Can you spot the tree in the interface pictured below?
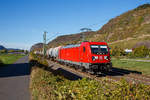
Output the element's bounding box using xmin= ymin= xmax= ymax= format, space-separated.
xmin=133 ymin=45 xmax=149 ymax=57
xmin=24 ymin=50 xmax=29 ymax=54
xmin=110 ymin=46 xmax=126 ymax=57
xmin=0 ymin=49 xmax=7 ymax=54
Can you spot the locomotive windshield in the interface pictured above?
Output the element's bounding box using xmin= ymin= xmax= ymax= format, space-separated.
xmin=90 ymin=45 xmax=108 ymax=54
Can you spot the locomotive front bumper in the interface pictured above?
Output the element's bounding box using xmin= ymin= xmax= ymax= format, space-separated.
xmin=89 ymin=62 xmax=112 ymax=72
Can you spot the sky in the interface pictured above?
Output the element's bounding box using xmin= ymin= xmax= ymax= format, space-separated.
xmin=0 ymin=0 xmax=149 ymax=50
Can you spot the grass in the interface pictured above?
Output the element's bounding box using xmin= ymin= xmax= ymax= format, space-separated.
xmin=112 ymin=57 xmax=150 ymax=75
xmin=112 ymin=56 xmax=150 ymax=60
xmin=0 ymin=53 xmax=25 ymax=66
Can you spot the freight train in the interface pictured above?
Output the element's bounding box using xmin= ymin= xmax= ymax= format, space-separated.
xmin=35 ymin=42 xmax=112 ymax=74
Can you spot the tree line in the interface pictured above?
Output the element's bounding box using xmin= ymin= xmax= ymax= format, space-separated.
xmin=110 ymin=45 xmax=150 ymax=58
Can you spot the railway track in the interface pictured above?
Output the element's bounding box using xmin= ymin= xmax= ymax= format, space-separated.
xmin=47 ymin=60 xmax=150 ymax=85
xmin=110 ymin=68 xmax=150 ymax=85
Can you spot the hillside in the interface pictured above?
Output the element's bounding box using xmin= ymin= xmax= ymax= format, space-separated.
xmin=0 ymin=45 xmax=24 ymax=51
xmin=0 ymin=45 xmax=6 ymax=50
xmin=48 ymin=31 xmax=95 ymax=47
xmin=47 ymin=4 xmax=150 ymax=49
xmin=92 ymin=4 xmax=150 ymax=49
xmin=30 ymin=43 xmax=44 ymax=51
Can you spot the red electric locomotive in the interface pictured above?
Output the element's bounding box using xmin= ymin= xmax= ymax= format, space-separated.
xmin=58 ymin=42 xmax=112 ymax=73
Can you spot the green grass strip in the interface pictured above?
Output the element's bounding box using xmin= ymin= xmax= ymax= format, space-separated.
xmin=112 ymin=58 xmax=150 ymax=75
xmin=0 ymin=54 xmax=25 ymax=66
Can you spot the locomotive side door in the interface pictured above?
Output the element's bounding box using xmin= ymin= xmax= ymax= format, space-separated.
xmin=79 ymin=45 xmax=88 ymax=62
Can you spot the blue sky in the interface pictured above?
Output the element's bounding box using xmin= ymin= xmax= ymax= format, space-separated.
xmin=0 ymin=0 xmax=149 ymax=50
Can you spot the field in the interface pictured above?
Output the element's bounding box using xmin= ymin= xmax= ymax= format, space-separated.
xmin=0 ymin=54 xmax=25 ymax=66
xmin=29 ymin=54 xmax=150 ymax=100
xmin=112 ymin=57 xmax=150 ymax=75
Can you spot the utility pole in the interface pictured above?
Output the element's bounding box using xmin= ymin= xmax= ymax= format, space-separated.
xmin=80 ymin=28 xmax=92 ymax=42
xmin=43 ymin=31 xmax=47 ymax=57
xmin=82 ymin=32 xmax=85 ymax=42
xmin=42 ymin=32 xmax=61 ymax=57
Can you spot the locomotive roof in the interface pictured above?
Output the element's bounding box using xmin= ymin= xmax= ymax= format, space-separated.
xmin=62 ymin=44 xmax=81 ymax=48
xmin=88 ymin=42 xmax=108 ymax=45
xmin=62 ymin=42 xmax=108 ymax=49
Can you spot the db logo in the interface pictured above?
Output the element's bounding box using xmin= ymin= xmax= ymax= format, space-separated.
xmin=99 ymin=56 xmax=103 ymax=60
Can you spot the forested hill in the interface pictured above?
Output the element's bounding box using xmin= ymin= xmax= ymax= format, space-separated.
xmin=46 ymin=4 xmax=150 ymax=49
xmin=0 ymin=45 xmax=6 ymax=50
xmin=30 ymin=43 xmax=43 ymax=51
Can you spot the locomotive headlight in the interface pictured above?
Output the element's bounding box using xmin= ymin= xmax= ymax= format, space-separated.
xmin=92 ymin=56 xmax=98 ymax=61
xmin=104 ymin=56 xmax=109 ymax=60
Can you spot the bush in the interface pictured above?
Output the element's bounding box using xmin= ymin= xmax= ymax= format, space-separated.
xmin=0 ymin=59 xmax=4 ymax=66
xmin=29 ymin=51 xmax=48 ymax=67
xmin=111 ymin=46 xmax=126 ymax=57
xmin=133 ymin=45 xmax=149 ymax=57
xmin=0 ymin=49 xmax=7 ymax=54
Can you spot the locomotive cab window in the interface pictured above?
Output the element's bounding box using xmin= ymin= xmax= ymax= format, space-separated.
xmin=91 ymin=45 xmax=108 ymax=54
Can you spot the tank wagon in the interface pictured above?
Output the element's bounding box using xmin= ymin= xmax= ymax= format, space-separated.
xmin=47 ymin=46 xmax=62 ymax=60
xmin=46 ymin=48 xmax=53 ymax=58
xmin=47 ymin=42 xmax=112 ymax=73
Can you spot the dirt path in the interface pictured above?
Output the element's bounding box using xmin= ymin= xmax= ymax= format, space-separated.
xmin=109 ymin=34 xmax=150 ymax=45
xmin=120 ymin=59 xmax=150 ymax=62
xmin=0 ymin=56 xmax=31 ymax=100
